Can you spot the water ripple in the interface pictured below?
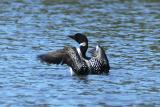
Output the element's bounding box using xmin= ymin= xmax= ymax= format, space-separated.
xmin=0 ymin=0 xmax=160 ymax=106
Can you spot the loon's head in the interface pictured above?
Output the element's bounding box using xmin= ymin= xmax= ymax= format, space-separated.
xmin=69 ymin=33 xmax=88 ymax=58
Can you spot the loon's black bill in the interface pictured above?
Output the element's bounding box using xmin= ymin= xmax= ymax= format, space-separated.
xmin=68 ymin=35 xmax=75 ymax=40
xmin=68 ymin=35 xmax=80 ymax=43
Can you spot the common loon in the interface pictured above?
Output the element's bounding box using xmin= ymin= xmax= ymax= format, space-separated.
xmin=38 ymin=33 xmax=110 ymax=75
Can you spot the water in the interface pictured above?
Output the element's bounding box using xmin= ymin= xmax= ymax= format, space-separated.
xmin=0 ymin=0 xmax=160 ymax=106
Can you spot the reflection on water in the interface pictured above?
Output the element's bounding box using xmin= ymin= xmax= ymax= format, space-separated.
xmin=0 ymin=0 xmax=160 ymax=106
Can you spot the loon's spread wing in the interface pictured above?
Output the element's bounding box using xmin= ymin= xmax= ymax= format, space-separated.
xmin=38 ymin=48 xmax=67 ymax=65
xmin=90 ymin=45 xmax=110 ymax=72
xmin=97 ymin=45 xmax=110 ymax=71
xmin=38 ymin=46 xmax=88 ymax=75
xmin=38 ymin=46 xmax=78 ymax=66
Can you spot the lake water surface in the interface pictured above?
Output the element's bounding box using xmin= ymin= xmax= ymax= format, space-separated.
xmin=0 ymin=0 xmax=160 ymax=106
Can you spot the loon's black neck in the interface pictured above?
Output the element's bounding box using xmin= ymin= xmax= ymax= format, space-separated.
xmin=79 ymin=45 xmax=88 ymax=59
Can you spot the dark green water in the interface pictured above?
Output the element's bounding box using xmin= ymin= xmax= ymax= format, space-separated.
xmin=0 ymin=0 xmax=160 ymax=106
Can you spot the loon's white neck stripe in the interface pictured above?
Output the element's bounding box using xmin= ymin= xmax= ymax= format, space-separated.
xmin=80 ymin=42 xmax=86 ymax=47
xmin=77 ymin=48 xmax=82 ymax=57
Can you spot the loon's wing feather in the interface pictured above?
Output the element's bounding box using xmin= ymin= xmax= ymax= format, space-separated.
xmin=37 ymin=46 xmax=82 ymax=68
xmin=96 ymin=45 xmax=110 ymax=71
xmin=90 ymin=45 xmax=110 ymax=71
xmin=100 ymin=47 xmax=110 ymax=71
xmin=38 ymin=49 xmax=67 ymax=65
